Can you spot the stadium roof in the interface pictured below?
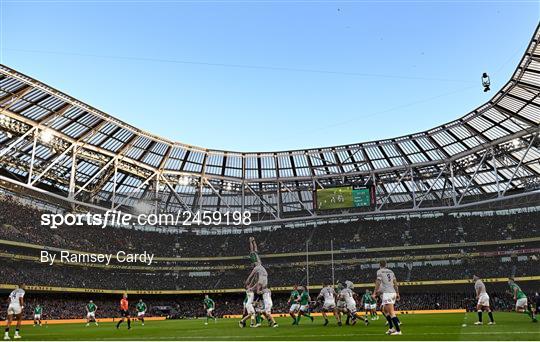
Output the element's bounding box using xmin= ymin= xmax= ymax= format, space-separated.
xmin=0 ymin=23 xmax=539 ymax=223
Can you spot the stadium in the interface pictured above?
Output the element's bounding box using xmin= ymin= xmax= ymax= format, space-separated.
xmin=0 ymin=4 xmax=539 ymax=342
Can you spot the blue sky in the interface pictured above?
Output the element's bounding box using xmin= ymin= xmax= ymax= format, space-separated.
xmin=1 ymin=0 xmax=539 ymax=152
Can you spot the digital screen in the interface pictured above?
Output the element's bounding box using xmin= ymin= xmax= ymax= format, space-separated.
xmin=315 ymin=185 xmax=372 ymax=210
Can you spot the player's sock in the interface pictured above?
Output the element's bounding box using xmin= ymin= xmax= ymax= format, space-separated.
xmin=127 ymin=319 xmax=131 ymax=329
xmin=526 ymin=304 xmax=535 ymax=319
xmin=391 ymin=317 xmax=401 ymax=332
xmin=477 ymin=311 xmax=483 ymax=322
xmin=488 ymin=311 xmax=494 ymax=323
xmin=116 ymin=320 xmax=122 ymax=328
xmin=14 ymin=330 xmax=19 ymax=337
xmin=385 ymin=315 xmax=394 ymax=329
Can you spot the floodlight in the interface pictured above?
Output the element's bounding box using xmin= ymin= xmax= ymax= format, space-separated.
xmin=40 ymin=129 xmax=54 ymax=143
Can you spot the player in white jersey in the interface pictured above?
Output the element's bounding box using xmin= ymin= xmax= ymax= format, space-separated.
xmin=261 ymin=288 xmax=278 ymax=327
xmin=340 ymin=281 xmax=369 ymax=326
xmin=4 ymin=284 xmax=25 ymax=340
xmin=240 ymin=237 xmax=269 ymax=328
xmin=244 ymin=237 xmax=268 ymax=293
xmin=317 ymin=283 xmax=342 ymax=326
xmin=473 ymin=275 xmax=495 ymax=325
xmin=335 ymin=283 xmax=347 ymax=319
xmin=373 ymin=261 xmax=401 ymax=335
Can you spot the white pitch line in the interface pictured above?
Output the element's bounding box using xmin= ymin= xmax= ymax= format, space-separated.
xmin=94 ymin=331 xmax=540 ymax=340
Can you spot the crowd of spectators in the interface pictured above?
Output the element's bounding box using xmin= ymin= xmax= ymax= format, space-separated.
xmin=0 ymin=195 xmax=538 ymax=295
xmin=0 ymin=195 xmax=538 ymax=258
xmin=0 ymin=255 xmax=537 ymax=291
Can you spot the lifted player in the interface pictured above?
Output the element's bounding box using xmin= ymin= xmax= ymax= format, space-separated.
xmin=33 ymin=304 xmax=42 ymax=327
xmin=287 ymin=285 xmax=301 ymax=325
xmin=203 ymin=295 xmax=217 ymax=325
xmin=318 ymin=283 xmax=341 ymax=326
xmin=244 ymin=237 xmax=268 ymax=294
xmin=86 ymin=300 xmax=98 ymax=326
xmin=136 ymin=299 xmax=147 ymax=326
xmin=472 ymin=275 xmax=495 ymax=325
xmin=373 ymin=261 xmax=401 ymax=335
xmin=116 ymin=293 xmax=131 ymax=330
xmin=240 ymin=237 xmax=267 ymax=328
xmin=508 ymin=278 xmax=537 ymax=323
xmin=4 ymin=284 xmax=25 ymax=340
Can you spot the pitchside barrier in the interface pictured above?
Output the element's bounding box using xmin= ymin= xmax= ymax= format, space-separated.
xmin=222 ymin=309 xmax=467 ymax=318
xmin=16 ymin=317 xmax=166 ymax=326
xmin=1 ymin=276 xmax=538 ymax=294
xmin=15 ymin=311 xmax=466 ymax=324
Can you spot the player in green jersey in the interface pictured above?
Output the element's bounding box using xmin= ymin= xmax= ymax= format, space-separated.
xmin=136 ymin=299 xmax=147 ymax=326
xmin=508 ymin=278 xmax=537 ymax=322
xmin=361 ymin=289 xmax=378 ymax=320
xmin=85 ymin=300 xmax=98 ymax=326
xmin=33 ymin=305 xmax=42 ymax=327
xmin=203 ymin=295 xmax=216 ymax=325
xmin=241 ymin=293 xmax=249 ymax=319
xmin=287 ymin=285 xmax=301 ymax=325
xmin=295 ymin=286 xmax=314 ymax=325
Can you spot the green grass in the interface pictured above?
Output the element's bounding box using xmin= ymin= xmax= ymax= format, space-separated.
xmin=12 ymin=313 xmax=539 ymax=340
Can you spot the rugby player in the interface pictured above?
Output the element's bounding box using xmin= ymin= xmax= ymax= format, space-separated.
xmin=136 ymin=299 xmax=147 ymax=326
xmin=472 ymin=275 xmax=495 ymax=325
xmin=335 ymin=282 xmax=348 ymax=324
xmin=33 ymin=304 xmax=42 ymax=327
xmin=253 ymin=298 xmax=264 ymax=327
xmin=508 ymin=278 xmax=537 ymax=323
xmin=341 ymin=281 xmax=369 ymax=326
xmin=203 ymin=295 xmax=217 ymax=325
xmin=244 ymin=237 xmax=268 ymax=294
xmin=535 ymin=292 xmax=540 ymax=317
xmin=4 ymin=284 xmax=25 ymax=340
xmin=373 ymin=261 xmax=401 ymax=335
xmin=317 ymin=283 xmax=341 ymax=326
xmin=295 ymin=286 xmax=314 ymax=324
xmin=86 ymin=300 xmax=98 ymax=326
xmin=240 ymin=237 xmax=268 ymax=328
xmin=287 ymin=285 xmax=301 ymax=325
xmin=116 ymin=293 xmax=131 ymax=330
xmin=362 ymin=289 xmax=378 ymax=320
xmin=261 ymin=288 xmax=279 ymax=328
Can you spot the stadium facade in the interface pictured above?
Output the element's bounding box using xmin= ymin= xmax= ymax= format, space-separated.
xmin=0 ymin=26 xmax=539 ymax=225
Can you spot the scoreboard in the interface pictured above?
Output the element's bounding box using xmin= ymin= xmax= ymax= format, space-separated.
xmin=315 ymin=185 xmax=373 ymax=210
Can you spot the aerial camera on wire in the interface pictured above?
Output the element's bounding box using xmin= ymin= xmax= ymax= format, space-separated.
xmin=482 ymin=72 xmax=491 ymax=92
